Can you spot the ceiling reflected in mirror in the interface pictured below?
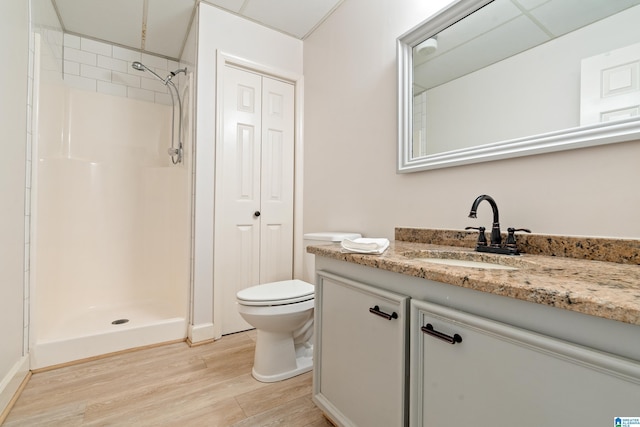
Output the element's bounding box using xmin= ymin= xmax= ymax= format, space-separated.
xmin=397 ymin=0 xmax=640 ymax=172
xmin=412 ymin=0 xmax=640 ymax=93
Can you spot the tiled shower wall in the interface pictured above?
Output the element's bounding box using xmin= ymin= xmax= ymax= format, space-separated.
xmin=63 ymin=34 xmax=183 ymax=106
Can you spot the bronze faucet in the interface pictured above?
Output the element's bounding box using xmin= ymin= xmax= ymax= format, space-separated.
xmin=467 ymin=194 xmax=530 ymax=255
xmin=468 ymin=194 xmax=502 ymax=247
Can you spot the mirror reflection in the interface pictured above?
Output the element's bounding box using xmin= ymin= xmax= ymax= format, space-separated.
xmin=399 ymin=0 xmax=640 ymax=172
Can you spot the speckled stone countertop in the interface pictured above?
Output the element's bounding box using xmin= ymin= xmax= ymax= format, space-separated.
xmin=307 ymin=228 xmax=640 ymax=326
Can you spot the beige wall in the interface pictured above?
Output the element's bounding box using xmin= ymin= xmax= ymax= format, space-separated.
xmin=303 ymin=0 xmax=640 ymax=239
xmin=0 ymin=0 xmax=29 ymax=413
xmin=190 ymin=3 xmax=303 ymax=340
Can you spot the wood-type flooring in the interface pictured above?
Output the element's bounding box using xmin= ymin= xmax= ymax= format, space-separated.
xmin=3 ymin=330 xmax=333 ymax=426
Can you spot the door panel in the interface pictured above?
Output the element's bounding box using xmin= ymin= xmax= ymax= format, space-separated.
xmin=216 ymin=66 xmax=295 ymax=335
xmin=581 ymin=41 xmax=640 ymax=125
xmin=217 ymin=66 xmax=262 ymax=335
xmin=260 ymin=77 xmax=294 ymax=284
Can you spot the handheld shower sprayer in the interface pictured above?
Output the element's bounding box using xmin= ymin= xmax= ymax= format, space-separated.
xmin=131 ymin=61 xmax=187 ymax=164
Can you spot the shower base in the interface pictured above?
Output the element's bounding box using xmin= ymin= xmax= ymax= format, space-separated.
xmin=31 ymin=302 xmax=187 ymax=370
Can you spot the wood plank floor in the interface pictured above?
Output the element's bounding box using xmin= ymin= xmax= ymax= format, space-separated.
xmin=3 ymin=330 xmax=333 ymax=426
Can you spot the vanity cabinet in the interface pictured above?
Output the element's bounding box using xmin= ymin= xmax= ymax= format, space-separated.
xmin=313 ymin=271 xmax=408 ymax=427
xmin=411 ymin=299 xmax=640 ymax=427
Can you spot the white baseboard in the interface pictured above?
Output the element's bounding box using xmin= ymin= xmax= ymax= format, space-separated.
xmin=0 ymin=355 xmax=30 ymax=417
xmin=188 ymin=322 xmax=215 ymax=344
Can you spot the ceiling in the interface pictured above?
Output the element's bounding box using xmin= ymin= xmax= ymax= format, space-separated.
xmin=412 ymin=0 xmax=640 ymax=92
xmin=52 ymin=0 xmax=345 ymax=60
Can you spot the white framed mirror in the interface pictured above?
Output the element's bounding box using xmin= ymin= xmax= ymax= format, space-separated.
xmin=397 ymin=0 xmax=640 ymax=173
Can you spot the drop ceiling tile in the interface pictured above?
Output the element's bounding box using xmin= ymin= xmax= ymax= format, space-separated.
xmin=529 ymin=0 xmax=640 ymax=37
xmin=513 ymin=0 xmax=550 ymax=10
xmin=54 ymin=0 xmax=144 ymax=50
xmin=416 ymin=14 xmax=549 ymax=90
xmin=201 ymin=0 xmax=246 ymax=14
xmin=434 ymin=0 xmax=522 ymax=57
xmin=242 ymin=0 xmax=342 ymax=38
xmin=145 ymin=0 xmax=196 ymax=59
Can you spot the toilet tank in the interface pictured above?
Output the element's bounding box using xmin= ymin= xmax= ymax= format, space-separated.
xmin=303 ymin=232 xmax=362 ymax=283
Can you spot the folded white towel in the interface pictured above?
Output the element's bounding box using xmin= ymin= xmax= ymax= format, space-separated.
xmin=341 ymin=238 xmax=390 ymax=254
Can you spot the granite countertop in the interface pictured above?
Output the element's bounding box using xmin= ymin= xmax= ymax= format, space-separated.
xmin=307 ymin=228 xmax=640 ymax=326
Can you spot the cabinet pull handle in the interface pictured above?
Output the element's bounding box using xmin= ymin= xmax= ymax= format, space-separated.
xmin=369 ymin=305 xmax=398 ymax=320
xmin=421 ymin=323 xmax=462 ymax=344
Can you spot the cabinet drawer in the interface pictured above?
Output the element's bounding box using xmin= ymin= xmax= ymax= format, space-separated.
xmin=314 ymin=271 xmax=408 ymax=427
xmin=410 ymin=299 xmax=640 ymax=427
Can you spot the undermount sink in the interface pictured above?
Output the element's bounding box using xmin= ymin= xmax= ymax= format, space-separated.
xmin=401 ymin=249 xmax=533 ymax=270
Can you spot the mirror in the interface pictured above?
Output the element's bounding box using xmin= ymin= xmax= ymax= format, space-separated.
xmin=397 ymin=0 xmax=640 ymax=172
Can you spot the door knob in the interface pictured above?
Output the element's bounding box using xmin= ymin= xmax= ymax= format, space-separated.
xmin=254 ymin=211 xmax=261 ymax=217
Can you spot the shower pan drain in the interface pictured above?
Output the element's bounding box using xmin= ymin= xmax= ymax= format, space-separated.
xmin=111 ymin=319 xmax=130 ymax=325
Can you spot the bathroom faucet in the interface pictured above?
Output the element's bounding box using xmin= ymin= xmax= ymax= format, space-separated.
xmin=468 ymin=194 xmax=501 ymax=247
xmin=467 ymin=194 xmax=531 ymax=255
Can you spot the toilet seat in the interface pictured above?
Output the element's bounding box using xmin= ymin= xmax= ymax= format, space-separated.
xmin=237 ymin=279 xmax=314 ymax=306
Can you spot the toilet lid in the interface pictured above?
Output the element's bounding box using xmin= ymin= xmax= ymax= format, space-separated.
xmin=237 ymin=280 xmax=314 ymax=306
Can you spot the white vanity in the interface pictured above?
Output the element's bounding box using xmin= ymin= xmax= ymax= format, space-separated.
xmin=310 ymin=233 xmax=640 ymax=427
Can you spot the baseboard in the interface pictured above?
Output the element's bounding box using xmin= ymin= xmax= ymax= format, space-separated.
xmin=188 ymin=322 xmax=215 ymax=344
xmin=0 ymin=355 xmax=30 ymax=424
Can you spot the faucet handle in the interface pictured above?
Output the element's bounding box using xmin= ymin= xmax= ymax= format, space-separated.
xmin=506 ymin=228 xmax=531 ymax=248
xmin=465 ymin=226 xmax=487 ymax=247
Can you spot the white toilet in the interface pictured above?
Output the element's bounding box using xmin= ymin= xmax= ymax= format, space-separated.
xmin=237 ymin=232 xmax=361 ymax=383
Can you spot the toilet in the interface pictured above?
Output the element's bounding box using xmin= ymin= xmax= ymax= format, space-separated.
xmin=237 ymin=232 xmax=361 ymax=382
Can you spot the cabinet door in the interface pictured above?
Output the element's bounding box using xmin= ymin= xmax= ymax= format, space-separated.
xmin=314 ymin=272 xmax=408 ymax=427
xmin=411 ymin=299 xmax=640 ymax=427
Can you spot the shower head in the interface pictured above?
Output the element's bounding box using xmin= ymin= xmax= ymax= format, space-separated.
xmin=131 ymin=61 xmax=146 ymax=71
xmin=131 ymin=61 xmax=166 ymax=84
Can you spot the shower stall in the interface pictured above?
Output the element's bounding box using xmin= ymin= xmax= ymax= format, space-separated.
xmin=30 ymin=54 xmax=194 ymax=369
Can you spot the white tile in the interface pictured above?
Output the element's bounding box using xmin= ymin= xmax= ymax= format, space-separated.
xmin=26 ymin=105 xmax=32 ymax=138
xmin=97 ymin=55 xmax=128 ymax=73
xmin=80 ymin=64 xmax=112 ymax=82
xmin=27 ymin=75 xmax=33 ymax=106
xmin=81 ymin=37 xmax=112 ymax=56
xmin=168 ymin=59 xmax=181 ymax=71
xmin=24 ymin=209 xmax=30 ymax=242
xmin=64 ymin=47 xmax=97 ymax=66
xmin=64 ymin=74 xmax=97 ymax=91
xmin=113 ymin=45 xmax=141 ymax=62
xmin=97 ymin=81 xmax=127 ymax=97
xmin=26 ymin=133 xmax=32 ymax=163
xmin=52 ymin=30 xmax=64 ymax=50
xmin=112 ymin=71 xmax=141 ymax=87
xmin=141 ymin=76 xmax=167 ymax=92
xmin=23 ymin=242 xmax=30 ymax=272
xmin=141 ymin=53 xmax=168 ymax=70
xmin=64 ymin=33 xmax=81 ymax=49
xmin=127 ymin=87 xmax=156 ymax=103
xmin=23 ymin=270 xmax=30 ymax=299
xmin=25 ymin=158 xmax=31 ymax=190
xmin=28 ymin=49 xmax=34 ymax=78
xmin=64 ymin=60 xmax=80 ymax=76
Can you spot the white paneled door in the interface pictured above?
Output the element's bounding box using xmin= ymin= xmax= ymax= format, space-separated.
xmin=216 ymin=65 xmax=295 ymax=335
xmin=580 ymin=41 xmax=640 ymax=125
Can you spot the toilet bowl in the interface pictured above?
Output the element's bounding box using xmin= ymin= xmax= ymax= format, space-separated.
xmin=237 ymin=232 xmax=361 ymax=382
xmin=237 ymin=279 xmax=315 ymax=382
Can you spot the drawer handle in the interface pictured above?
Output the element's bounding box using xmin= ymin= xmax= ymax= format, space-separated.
xmin=421 ymin=323 xmax=462 ymax=344
xmin=369 ymin=305 xmax=398 ymax=320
